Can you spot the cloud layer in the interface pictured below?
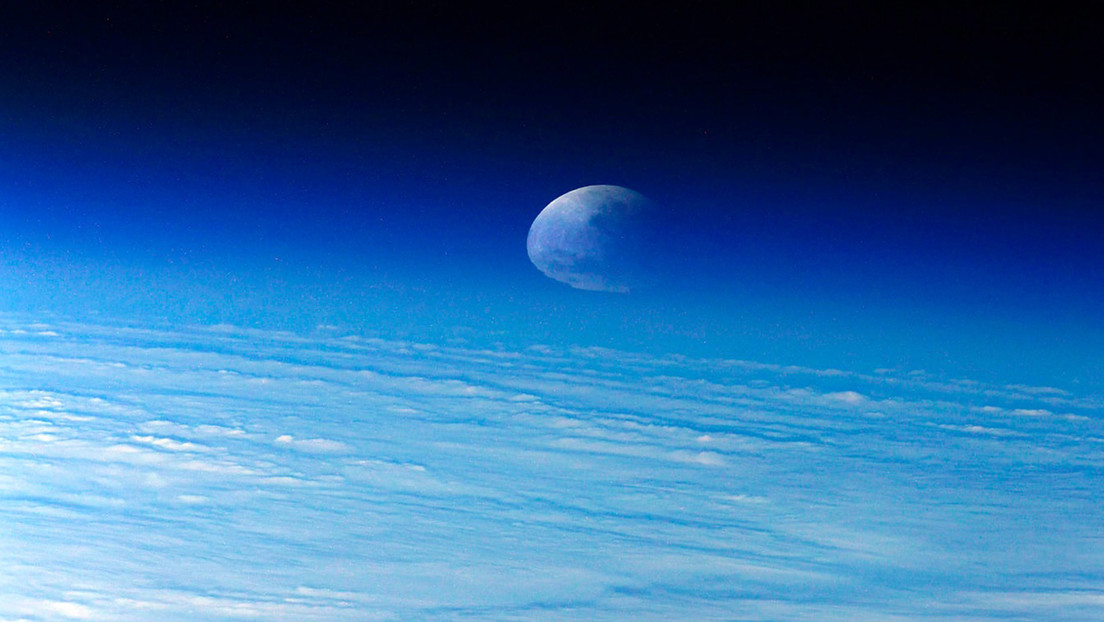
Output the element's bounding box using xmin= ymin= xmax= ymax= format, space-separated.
xmin=0 ymin=315 xmax=1101 ymax=620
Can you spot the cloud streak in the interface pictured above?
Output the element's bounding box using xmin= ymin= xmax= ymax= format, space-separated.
xmin=0 ymin=313 xmax=1100 ymax=620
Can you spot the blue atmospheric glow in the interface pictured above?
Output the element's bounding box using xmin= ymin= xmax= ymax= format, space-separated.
xmin=2 ymin=4 xmax=1103 ymax=619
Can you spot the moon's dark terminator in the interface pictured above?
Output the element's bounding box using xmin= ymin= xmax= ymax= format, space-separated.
xmin=527 ymin=185 xmax=661 ymax=293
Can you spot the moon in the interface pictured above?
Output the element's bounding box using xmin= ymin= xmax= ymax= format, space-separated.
xmin=527 ymin=185 xmax=660 ymax=293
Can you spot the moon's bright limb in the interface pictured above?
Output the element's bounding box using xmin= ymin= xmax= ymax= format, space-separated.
xmin=527 ymin=185 xmax=658 ymax=293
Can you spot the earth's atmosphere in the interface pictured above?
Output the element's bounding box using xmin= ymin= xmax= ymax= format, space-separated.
xmin=3 ymin=4 xmax=1104 ymax=620
xmin=1 ymin=313 xmax=1101 ymax=620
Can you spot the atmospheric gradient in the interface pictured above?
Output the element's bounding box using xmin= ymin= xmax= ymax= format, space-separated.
xmin=1 ymin=3 xmax=1103 ymax=621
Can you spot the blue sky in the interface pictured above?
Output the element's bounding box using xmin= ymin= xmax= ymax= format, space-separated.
xmin=2 ymin=7 xmax=1103 ymax=617
xmin=1 ymin=3 xmax=1102 ymax=389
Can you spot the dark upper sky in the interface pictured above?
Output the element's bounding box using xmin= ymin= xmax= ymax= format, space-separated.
xmin=1 ymin=2 xmax=1102 ymax=385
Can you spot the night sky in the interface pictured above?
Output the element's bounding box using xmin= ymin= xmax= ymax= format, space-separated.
xmin=2 ymin=2 xmax=1102 ymax=388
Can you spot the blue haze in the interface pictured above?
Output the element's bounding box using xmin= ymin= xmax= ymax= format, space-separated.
xmin=1 ymin=4 xmax=1103 ymax=619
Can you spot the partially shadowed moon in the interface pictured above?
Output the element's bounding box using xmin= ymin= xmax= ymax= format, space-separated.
xmin=527 ymin=185 xmax=659 ymax=293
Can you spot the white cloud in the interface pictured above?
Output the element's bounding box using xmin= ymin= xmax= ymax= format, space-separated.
xmin=130 ymin=435 xmax=205 ymax=452
xmin=0 ymin=312 xmax=1101 ymax=621
xmin=12 ymin=599 xmax=95 ymax=620
xmin=824 ymin=390 xmax=868 ymax=406
xmin=274 ymin=435 xmax=349 ymax=453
